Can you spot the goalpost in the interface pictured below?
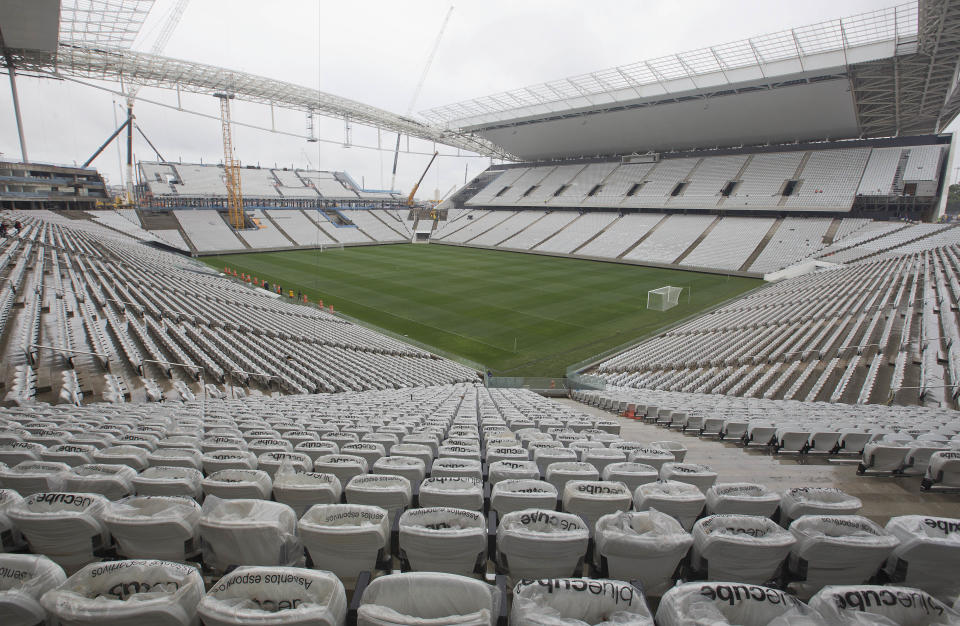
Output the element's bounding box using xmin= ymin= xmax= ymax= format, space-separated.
xmin=647 ymin=285 xmax=683 ymax=311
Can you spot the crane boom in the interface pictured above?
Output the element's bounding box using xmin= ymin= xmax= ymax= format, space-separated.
xmin=408 ymin=151 xmax=438 ymax=207
xmin=391 ymin=5 xmax=453 ymax=192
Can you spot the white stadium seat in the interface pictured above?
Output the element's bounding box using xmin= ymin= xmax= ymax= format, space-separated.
xmin=496 ymin=509 xmax=589 ymax=578
xmin=594 ymin=510 xmax=692 ymax=595
xmin=356 ymin=572 xmax=499 ymax=626
xmin=199 ymin=498 xmax=302 ymax=572
xmin=101 ymin=495 xmax=201 ymax=561
xmin=657 ymin=582 xmax=825 ymax=625
xmin=633 ymin=480 xmax=705 ymax=531
xmin=298 ymin=504 xmax=390 ymax=580
xmin=0 ymin=554 xmax=66 ymax=626
xmin=705 ymin=483 xmax=781 ymax=517
xmin=398 ymin=507 xmax=486 ymax=575
xmin=691 ymin=514 xmax=796 ymax=584
xmin=511 ymin=578 xmax=653 ymax=626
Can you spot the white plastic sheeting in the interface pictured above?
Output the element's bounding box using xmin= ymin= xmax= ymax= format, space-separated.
xmin=627 ymin=448 xmax=674 ymax=472
xmin=545 ymin=462 xmax=599 ymax=494
xmin=660 ymin=463 xmax=718 ymax=493
xmin=314 ymin=455 xmax=370 ymax=486
xmin=0 ymin=461 xmax=70 ymax=495
xmin=345 ymin=474 xmax=412 ymax=525
xmin=372 ymin=456 xmax=427 ymax=484
xmin=0 ymin=554 xmax=66 ymax=626
xmin=594 ymin=510 xmax=692 ymax=596
xmin=40 ymin=559 xmax=204 ymax=626
xmin=601 ymin=463 xmax=659 ymax=493
xmin=657 ymin=582 xmax=826 ymax=625
xmin=562 ymin=480 xmax=632 ymax=534
xmin=788 ymin=515 xmax=899 ymax=597
xmin=202 ymin=469 xmax=273 ymax=500
xmin=257 ymin=452 xmax=312 ymax=478
xmin=706 ymin=483 xmax=781 ymax=517
xmin=199 ymin=566 xmax=347 ymax=626
xmin=399 ymin=507 xmax=486 ymax=575
xmin=199 ymin=497 xmax=302 ymax=572
xmin=64 ymin=464 xmax=136 ymax=501
xmin=201 ymin=450 xmax=257 ymax=474
xmin=490 ymin=480 xmax=558 ymax=517
xmin=809 ymin=585 xmax=960 ymax=625
xmin=488 ymin=460 xmax=539 ymax=485
xmin=147 ymin=448 xmax=203 ymax=471
xmin=418 ymin=477 xmax=484 ymax=511
xmin=780 ymin=488 xmax=862 ymax=525
xmin=633 ymin=481 xmax=705 ymax=531
xmin=357 ymin=572 xmax=499 ymax=626
xmin=272 ymin=469 xmax=342 ymax=517
xmin=132 ymin=466 xmax=203 ymax=499
xmin=6 ymin=492 xmax=110 ymax=573
xmin=883 ymin=515 xmax=960 ymax=601
xmin=692 ymin=514 xmax=796 ymax=584
xmin=92 ymin=446 xmax=149 ymax=471
xmin=298 ymin=504 xmax=389 ymax=580
xmin=102 ymin=496 xmax=201 ymax=561
xmin=496 ymin=509 xmax=588 ymax=578
xmin=511 ymin=578 xmax=653 ymax=626
xmin=0 ymin=489 xmax=25 ymax=551
xmin=926 ymin=451 xmax=960 ymax=487
xmin=430 ymin=458 xmax=483 ymax=480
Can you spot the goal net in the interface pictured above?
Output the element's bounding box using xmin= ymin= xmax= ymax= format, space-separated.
xmin=647 ymin=286 xmax=682 ymax=311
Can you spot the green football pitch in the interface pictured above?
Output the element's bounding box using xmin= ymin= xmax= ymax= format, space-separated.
xmin=202 ymin=245 xmax=761 ymax=377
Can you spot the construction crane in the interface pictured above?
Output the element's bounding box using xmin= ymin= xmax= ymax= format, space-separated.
xmin=216 ymin=93 xmax=245 ymax=230
xmin=408 ymin=151 xmax=438 ymax=207
xmin=122 ymin=0 xmax=190 ymax=203
xmin=390 ymin=5 xmax=453 ymax=193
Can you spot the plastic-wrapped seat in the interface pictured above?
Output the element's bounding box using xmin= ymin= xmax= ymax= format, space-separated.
xmin=579 ymin=448 xmax=627 ymax=475
xmin=601 ymin=462 xmax=659 ymax=493
xmin=399 ymin=507 xmax=486 ymax=575
xmin=63 ymin=464 xmax=136 ymax=501
xmin=272 ymin=470 xmax=342 ymax=517
xmin=859 ymin=441 xmax=910 ymax=474
xmin=202 ymin=449 xmax=257 ymax=474
xmin=544 ymin=461 xmax=599 ymax=494
xmin=345 ymin=474 xmax=412 ymax=525
xmin=372 ymin=456 xmax=426 ymax=484
xmin=487 ymin=460 xmax=539 ymax=485
xmin=429 ymin=458 xmax=482 ymax=480
xmin=903 ymin=444 xmax=950 ymax=475
xmin=496 ymin=509 xmax=589 ymax=578
xmin=202 ymin=469 xmax=273 ymax=500
xmin=490 ymin=479 xmax=557 ymax=517
xmin=40 ymin=559 xmax=203 ymax=626
xmin=257 ymin=451 xmax=312 ymax=478
xmin=788 ymin=515 xmax=900 ymax=598
xmin=131 ymin=466 xmax=203 ymax=499
xmin=419 ymin=477 xmax=483 ymax=511
xmin=356 ymin=571 xmax=499 ymax=626
xmin=627 ymin=447 xmax=674 ymax=472
xmin=313 ymin=454 xmax=369 ymax=486
xmin=633 ymin=480 xmax=705 ymax=531
xmin=809 ymin=585 xmax=960 ymax=625
xmin=562 ymin=480 xmax=632 ymax=534
xmin=199 ymin=566 xmax=346 ymax=626
xmin=705 ymin=483 xmax=781 ymax=517
xmin=691 ymin=514 xmax=796 ymax=584
xmin=294 ymin=440 xmax=340 ymax=463
xmin=532 ymin=448 xmax=578 ymax=476
xmin=91 ymin=445 xmax=149 ymax=471
xmin=594 ymin=510 xmax=692 ymax=596
xmin=0 ymin=442 xmax=45 ymax=466
xmin=299 ymin=504 xmax=389 ymax=580
xmin=485 ymin=445 xmax=528 ymax=465
xmin=146 ymin=448 xmax=203 ymax=471
xmin=0 ymin=489 xmax=25 ymax=551
xmin=511 ymin=577 xmax=653 ymax=626
xmin=923 ymin=451 xmax=960 ymax=490
xmin=779 ymin=487 xmax=862 ymax=526
xmin=388 ymin=443 xmax=433 ymax=468
xmin=342 ymin=442 xmax=387 ymax=467
xmin=656 ymin=581 xmax=826 ymax=626
xmin=6 ymin=492 xmax=110 ymax=573
xmin=101 ymin=495 xmax=201 ymax=561
xmin=200 ymin=497 xmax=302 ymax=573
xmin=660 ymin=462 xmax=718 ymax=493
xmin=0 ymin=461 xmax=69 ymax=495
xmin=41 ymin=444 xmax=96 ymax=467
xmin=0 ymin=553 xmax=66 ymax=626
xmin=651 ymin=441 xmax=687 ymax=462
xmin=883 ymin=515 xmax=960 ymax=601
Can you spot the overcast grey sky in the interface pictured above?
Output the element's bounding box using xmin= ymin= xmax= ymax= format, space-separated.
xmin=1 ymin=0 xmax=946 ymax=198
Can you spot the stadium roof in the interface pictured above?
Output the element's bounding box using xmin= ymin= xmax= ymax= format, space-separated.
xmin=422 ymin=1 xmax=960 ymax=161
xmin=0 ymin=0 xmax=512 ymax=160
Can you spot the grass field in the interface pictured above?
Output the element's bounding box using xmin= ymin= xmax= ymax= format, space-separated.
xmin=203 ymin=244 xmax=761 ymax=377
